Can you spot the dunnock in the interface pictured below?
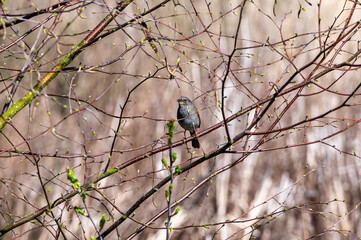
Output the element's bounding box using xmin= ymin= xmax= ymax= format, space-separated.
xmin=177 ymin=97 xmax=201 ymax=148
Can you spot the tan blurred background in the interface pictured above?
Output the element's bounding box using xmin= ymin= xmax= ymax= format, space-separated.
xmin=1 ymin=0 xmax=361 ymax=239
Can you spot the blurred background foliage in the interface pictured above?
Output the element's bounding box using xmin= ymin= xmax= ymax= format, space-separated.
xmin=1 ymin=0 xmax=361 ymax=239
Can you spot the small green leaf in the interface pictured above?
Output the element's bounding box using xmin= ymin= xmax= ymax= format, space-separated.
xmin=74 ymin=207 xmax=85 ymax=215
xmin=165 ymin=190 xmax=169 ymax=202
xmin=166 ymin=119 xmax=175 ymax=143
xmin=161 ymin=158 xmax=168 ymax=168
xmin=99 ymin=214 xmax=106 ymax=231
xmin=174 ymin=207 xmax=180 ymax=215
xmin=174 ymin=166 xmax=182 ymax=175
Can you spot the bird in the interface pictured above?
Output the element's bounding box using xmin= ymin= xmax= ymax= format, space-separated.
xmin=177 ymin=96 xmax=201 ymax=148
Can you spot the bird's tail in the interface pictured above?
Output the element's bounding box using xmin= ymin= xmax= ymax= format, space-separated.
xmin=192 ymin=138 xmax=200 ymax=148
